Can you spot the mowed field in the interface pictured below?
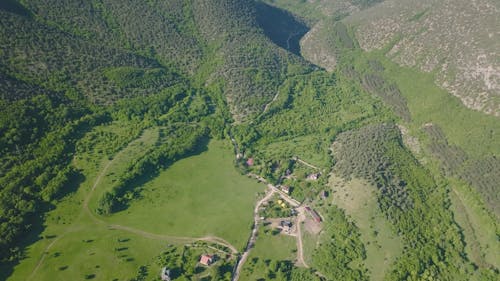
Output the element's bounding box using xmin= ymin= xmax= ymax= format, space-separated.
xmin=7 ymin=125 xmax=264 ymax=280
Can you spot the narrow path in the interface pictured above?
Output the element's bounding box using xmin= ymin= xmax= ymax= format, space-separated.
xmin=29 ymin=131 xmax=239 ymax=279
xmin=263 ymin=90 xmax=280 ymax=113
xmin=293 ymin=156 xmax=321 ymax=171
xmin=295 ymin=209 xmax=309 ymax=268
xmin=232 ymin=187 xmax=275 ymax=281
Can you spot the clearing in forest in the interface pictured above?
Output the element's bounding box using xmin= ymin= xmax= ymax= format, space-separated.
xmin=329 ymin=175 xmax=403 ymax=281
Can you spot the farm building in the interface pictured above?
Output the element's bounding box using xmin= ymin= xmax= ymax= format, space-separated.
xmin=280 ymin=220 xmax=293 ymax=232
xmin=307 ymin=173 xmax=321 ymax=180
xmin=280 ymin=185 xmax=290 ymax=194
xmin=160 ymin=267 xmax=171 ymax=281
xmin=305 ymin=206 xmax=322 ymax=223
xmin=320 ymin=190 xmax=328 ymax=199
xmin=200 ymin=254 xmax=214 ymax=266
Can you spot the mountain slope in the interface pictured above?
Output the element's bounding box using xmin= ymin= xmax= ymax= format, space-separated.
xmin=345 ymin=0 xmax=500 ymax=116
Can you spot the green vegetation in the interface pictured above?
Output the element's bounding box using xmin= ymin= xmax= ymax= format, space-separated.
xmin=1 ymin=0 xmax=498 ymax=280
xmin=311 ymin=205 xmax=368 ymax=280
xmin=105 ymin=140 xmax=263 ymax=250
xmin=329 ymin=177 xmax=403 ymax=281
xmin=241 ymin=224 xmax=318 ymax=281
xmin=155 ymin=243 xmax=234 ymax=280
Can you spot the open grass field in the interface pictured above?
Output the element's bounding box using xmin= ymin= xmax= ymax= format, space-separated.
xmin=328 ymin=175 xmax=403 ymax=281
xmin=239 ymin=226 xmax=297 ymax=280
xmin=7 ymin=125 xmax=264 ymax=280
xmin=105 ymin=140 xmax=264 ymax=251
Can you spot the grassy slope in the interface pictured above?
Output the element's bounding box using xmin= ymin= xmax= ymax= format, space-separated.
xmin=8 ymin=128 xmax=165 ymax=280
xmin=364 ymin=51 xmax=500 ymax=158
xmin=7 ymin=127 xmax=264 ymax=280
xmin=329 ymin=176 xmax=403 ymax=281
xmin=348 ymin=50 xmax=500 ymax=271
xmin=105 ymin=140 xmax=264 ymax=250
xmin=448 ymin=178 xmax=499 ymax=269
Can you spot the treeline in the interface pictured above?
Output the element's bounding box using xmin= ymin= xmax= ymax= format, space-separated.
xmin=0 ymin=94 xmax=104 ymax=262
xmin=332 ymin=123 xmax=497 ymax=280
xmin=17 ymin=0 xmax=314 ymax=120
xmin=0 ymin=8 xmax=179 ymax=104
xmin=333 ymin=123 xmax=413 ymax=211
xmin=423 ymin=124 xmax=500 ymax=217
xmin=97 ymin=125 xmax=209 ymax=215
xmin=312 ymin=206 xmax=368 ymax=280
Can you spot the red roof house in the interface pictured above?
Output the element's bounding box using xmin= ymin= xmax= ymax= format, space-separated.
xmin=246 ymin=158 xmax=254 ymax=166
xmin=199 ymin=254 xmax=214 ymax=266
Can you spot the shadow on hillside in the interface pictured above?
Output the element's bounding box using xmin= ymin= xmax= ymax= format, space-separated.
xmin=255 ymin=2 xmax=309 ymax=56
xmin=0 ymin=170 xmax=86 ymax=281
xmin=0 ymin=0 xmax=32 ymax=17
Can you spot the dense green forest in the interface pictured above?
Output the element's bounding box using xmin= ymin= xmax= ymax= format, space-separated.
xmin=0 ymin=0 xmax=498 ymax=280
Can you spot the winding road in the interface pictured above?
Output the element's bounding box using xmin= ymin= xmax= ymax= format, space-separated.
xmin=232 ymin=186 xmax=275 ymax=281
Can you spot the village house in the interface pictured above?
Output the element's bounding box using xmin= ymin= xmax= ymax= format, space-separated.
xmin=280 ymin=220 xmax=293 ymax=232
xmin=160 ymin=267 xmax=171 ymax=281
xmin=307 ymin=173 xmax=321 ymax=180
xmin=199 ymin=254 xmax=214 ymax=266
xmin=246 ymin=157 xmax=254 ymax=166
xmin=280 ymin=185 xmax=290 ymax=194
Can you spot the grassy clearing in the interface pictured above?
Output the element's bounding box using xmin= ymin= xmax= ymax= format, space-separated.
xmin=8 ymin=127 xmax=165 ymax=281
xmin=240 ymin=226 xmax=297 ymax=280
xmin=87 ymin=126 xmax=159 ymax=211
xmin=8 ymin=126 xmax=264 ymax=280
xmin=449 ymin=179 xmax=500 ymax=269
xmin=104 ymin=140 xmax=264 ymax=251
xmin=329 ymin=175 xmax=403 ymax=281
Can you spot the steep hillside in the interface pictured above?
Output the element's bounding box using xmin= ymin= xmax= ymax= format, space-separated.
xmin=18 ymin=0 xmax=313 ymax=121
xmin=345 ymin=0 xmax=500 ymax=116
xmin=0 ymin=9 xmax=179 ymax=104
xmin=192 ymin=0 xmax=313 ymax=120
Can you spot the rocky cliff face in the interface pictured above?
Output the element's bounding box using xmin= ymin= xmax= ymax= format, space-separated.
xmin=346 ymin=0 xmax=500 ymax=116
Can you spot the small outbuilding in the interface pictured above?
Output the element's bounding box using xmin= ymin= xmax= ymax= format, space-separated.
xmin=320 ymin=190 xmax=328 ymax=199
xmin=200 ymin=254 xmax=214 ymax=266
xmin=160 ymin=267 xmax=171 ymax=281
xmin=307 ymin=173 xmax=321 ymax=180
xmin=281 ymin=185 xmax=290 ymax=194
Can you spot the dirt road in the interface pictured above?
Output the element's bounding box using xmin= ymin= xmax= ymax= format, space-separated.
xmin=232 ymin=187 xmax=275 ymax=281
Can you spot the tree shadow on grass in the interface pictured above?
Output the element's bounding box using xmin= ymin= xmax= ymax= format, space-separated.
xmin=0 ymin=170 xmax=86 ymax=281
xmin=111 ymin=136 xmax=210 ymax=214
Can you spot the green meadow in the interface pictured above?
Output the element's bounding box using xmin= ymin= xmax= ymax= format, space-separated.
xmin=7 ymin=125 xmax=264 ymax=280
xmin=105 ymin=140 xmax=264 ymax=251
xmin=329 ymin=176 xmax=403 ymax=281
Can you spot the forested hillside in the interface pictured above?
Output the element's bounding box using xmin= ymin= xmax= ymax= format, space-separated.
xmin=1 ymin=0 xmax=498 ymax=280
